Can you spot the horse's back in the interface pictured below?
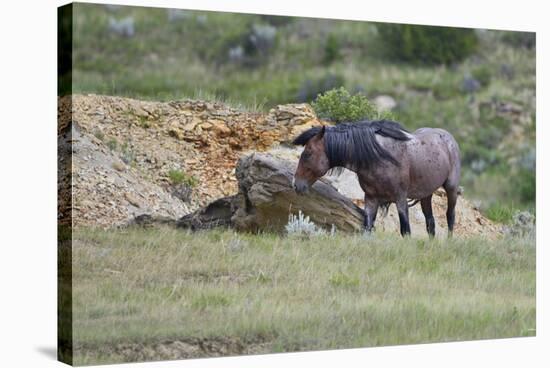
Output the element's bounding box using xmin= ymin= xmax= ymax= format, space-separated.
xmin=412 ymin=127 xmax=460 ymax=160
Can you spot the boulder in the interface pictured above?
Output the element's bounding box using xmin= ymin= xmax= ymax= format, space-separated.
xmin=177 ymin=152 xmax=365 ymax=233
xmin=324 ymin=168 xmax=364 ymax=200
xmin=373 ymin=95 xmax=397 ymax=111
xmin=177 ymin=196 xmax=238 ymax=230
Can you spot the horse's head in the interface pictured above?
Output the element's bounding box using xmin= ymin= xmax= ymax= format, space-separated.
xmin=292 ymin=126 xmax=330 ymax=194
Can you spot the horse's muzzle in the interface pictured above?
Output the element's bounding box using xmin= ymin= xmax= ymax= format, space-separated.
xmin=293 ymin=177 xmax=310 ymax=195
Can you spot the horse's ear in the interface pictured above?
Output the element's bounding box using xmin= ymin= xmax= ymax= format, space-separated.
xmin=315 ymin=125 xmax=326 ymax=139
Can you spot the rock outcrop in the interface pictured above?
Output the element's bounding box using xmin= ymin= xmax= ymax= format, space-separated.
xmin=230 ymin=153 xmax=364 ymax=232
xmin=71 ymin=123 xmax=191 ymax=227
xmin=65 ymin=94 xmax=325 ymax=227
xmin=175 ymin=152 xmax=366 ymax=233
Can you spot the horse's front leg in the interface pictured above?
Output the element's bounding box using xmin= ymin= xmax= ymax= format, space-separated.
xmin=364 ymin=197 xmax=379 ymax=232
xmin=396 ymin=198 xmax=411 ymax=237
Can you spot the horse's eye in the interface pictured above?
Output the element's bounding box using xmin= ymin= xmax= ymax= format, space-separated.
xmin=303 ymin=151 xmax=311 ymax=159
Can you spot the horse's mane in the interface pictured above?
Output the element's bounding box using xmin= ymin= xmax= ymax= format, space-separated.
xmin=292 ymin=120 xmax=411 ymax=170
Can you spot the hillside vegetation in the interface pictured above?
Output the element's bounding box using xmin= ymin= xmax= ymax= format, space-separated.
xmin=71 ymin=227 xmax=535 ymax=365
xmin=67 ymin=3 xmax=535 ymax=222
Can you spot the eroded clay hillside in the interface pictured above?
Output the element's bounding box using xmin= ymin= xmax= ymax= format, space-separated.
xmin=59 ymin=94 xmax=322 ymax=227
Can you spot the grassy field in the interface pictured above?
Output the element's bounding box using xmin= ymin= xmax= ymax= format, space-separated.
xmin=71 ymin=227 xmax=535 ymax=365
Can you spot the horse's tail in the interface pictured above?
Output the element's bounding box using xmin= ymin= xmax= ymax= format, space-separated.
xmin=408 ymin=199 xmax=420 ymax=207
xmin=380 ymin=200 xmax=418 ymax=217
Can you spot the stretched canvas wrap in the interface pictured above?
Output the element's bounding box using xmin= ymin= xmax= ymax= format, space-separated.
xmin=58 ymin=2 xmax=536 ymax=366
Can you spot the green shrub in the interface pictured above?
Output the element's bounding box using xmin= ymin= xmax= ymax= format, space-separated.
xmin=259 ymin=14 xmax=294 ymax=27
xmin=120 ymin=141 xmax=136 ymax=165
xmin=106 ymin=138 xmax=118 ymax=151
xmin=312 ymin=87 xmax=395 ymax=123
xmin=485 ymin=203 xmax=516 ymax=223
xmin=460 ymin=115 xmax=508 ymax=169
xmin=514 ymin=168 xmax=536 ymax=203
xmin=501 ymin=31 xmax=535 ymax=49
xmin=137 ymin=116 xmax=151 ymax=129
xmin=323 ymin=33 xmax=342 ymax=65
xmin=472 ymin=65 xmax=492 ymax=88
xmin=376 ymin=23 xmax=478 ymax=65
xmin=432 ymin=74 xmax=461 ymax=100
xmin=168 ymin=169 xmax=198 ymax=187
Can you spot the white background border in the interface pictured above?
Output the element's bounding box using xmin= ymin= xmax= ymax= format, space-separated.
xmin=0 ymin=0 xmax=546 ymax=367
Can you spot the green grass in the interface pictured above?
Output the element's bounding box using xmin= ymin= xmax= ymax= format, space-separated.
xmin=485 ymin=203 xmax=518 ymax=223
xmin=71 ymin=227 xmax=535 ymax=365
xmin=167 ymin=169 xmax=197 ymax=187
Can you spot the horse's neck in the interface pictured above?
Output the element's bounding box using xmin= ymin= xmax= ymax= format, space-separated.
xmin=330 ymin=162 xmax=362 ymax=174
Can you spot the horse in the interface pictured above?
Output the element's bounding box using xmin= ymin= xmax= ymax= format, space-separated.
xmin=292 ymin=120 xmax=461 ymax=237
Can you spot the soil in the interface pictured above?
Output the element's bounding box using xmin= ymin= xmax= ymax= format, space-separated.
xmin=74 ymin=336 xmax=274 ymax=363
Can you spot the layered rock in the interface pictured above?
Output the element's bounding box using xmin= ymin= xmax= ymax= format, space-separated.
xmin=175 ymin=152 xmax=365 ymax=233
xmin=230 ymin=153 xmax=364 ymax=232
xmin=67 ymin=95 xmax=324 ymax=227
xmin=71 ymin=123 xmax=191 ymax=227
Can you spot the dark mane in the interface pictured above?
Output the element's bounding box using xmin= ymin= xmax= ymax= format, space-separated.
xmin=292 ymin=126 xmax=324 ymax=146
xmin=292 ymin=120 xmax=411 ymax=169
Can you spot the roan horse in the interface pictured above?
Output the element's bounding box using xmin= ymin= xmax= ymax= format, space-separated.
xmin=292 ymin=120 xmax=461 ymax=237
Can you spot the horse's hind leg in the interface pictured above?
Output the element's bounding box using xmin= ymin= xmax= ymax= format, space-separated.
xmin=420 ymin=195 xmax=435 ymax=238
xmin=444 ymin=184 xmax=458 ymax=237
xmin=396 ymin=198 xmax=411 ymax=237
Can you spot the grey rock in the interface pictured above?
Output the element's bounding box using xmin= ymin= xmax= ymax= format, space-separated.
xmin=177 ymin=196 xmax=238 ymax=230
xmin=177 ymin=153 xmax=364 ymax=233
xmin=373 ymin=95 xmax=397 ymax=111
xmin=172 ymin=183 xmax=193 ymax=203
xmin=462 ymin=76 xmax=481 ymax=93
xmin=108 ymin=17 xmax=135 ymax=38
xmin=324 ymin=169 xmax=363 ymax=200
xmin=228 ymin=46 xmax=245 ymax=63
xmin=167 ymin=9 xmax=190 ymax=22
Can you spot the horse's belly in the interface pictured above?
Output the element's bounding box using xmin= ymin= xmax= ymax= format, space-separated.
xmin=408 ymin=182 xmax=444 ymax=199
xmin=408 ymin=159 xmax=450 ymax=199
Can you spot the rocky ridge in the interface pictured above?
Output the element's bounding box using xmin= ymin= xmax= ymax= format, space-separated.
xmin=60 ymin=94 xmax=324 ymax=227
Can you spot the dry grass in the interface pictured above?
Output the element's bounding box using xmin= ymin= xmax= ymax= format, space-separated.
xmin=71 ymin=226 xmax=535 ymax=365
